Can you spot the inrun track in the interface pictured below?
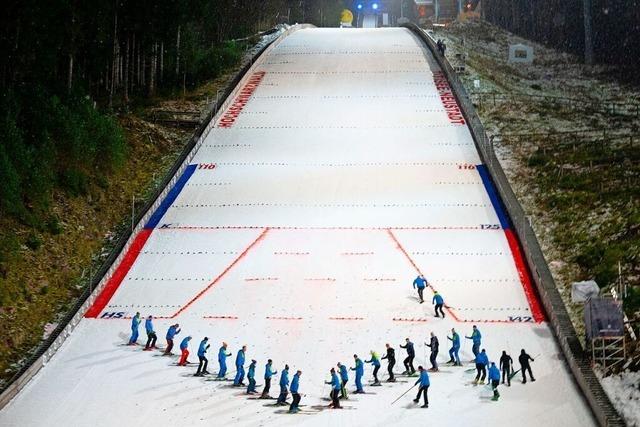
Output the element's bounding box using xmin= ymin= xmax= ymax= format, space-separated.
xmin=0 ymin=27 xmax=596 ymax=427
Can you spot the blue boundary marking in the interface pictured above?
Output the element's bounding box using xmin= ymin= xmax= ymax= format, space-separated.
xmin=476 ymin=164 xmax=511 ymax=230
xmin=145 ymin=164 xmax=198 ymax=229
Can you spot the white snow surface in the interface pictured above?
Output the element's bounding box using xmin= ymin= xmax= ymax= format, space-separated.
xmin=0 ymin=28 xmax=596 ymax=427
xmin=600 ymin=371 xmax=640 ymax=426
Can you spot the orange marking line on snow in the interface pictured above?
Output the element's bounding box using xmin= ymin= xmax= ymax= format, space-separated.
xmin=329 ymin=316 xmax=365 ymax=321
xmin=385 ymin=228 xmax=462 ymax=322
xmin=273 ymin=251 xmax=310 ymax=256
xmin=170 ymin=228 xmax=270 ymax=318
xmin=341 ymin=252 xmax=374 ymax=255
xmin=266 ymin=316 xmax=303 ymax=320
xmin=244 ymin=277 xmax=279 ymax=282
xmin=393 ymin=317 xmax=428 ymax=322
xmin=203 ymin=315 xmax=238 ymax=320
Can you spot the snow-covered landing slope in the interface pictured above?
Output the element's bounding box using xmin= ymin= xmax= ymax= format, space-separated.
xmin=0 ymin=28 xmax=596 ymax=427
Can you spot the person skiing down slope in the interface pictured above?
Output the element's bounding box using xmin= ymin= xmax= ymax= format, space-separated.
xmin=289 ymin=370 xmax=302 ymax=413
xmin=233 ymin=345 xmax=247 ymax=385
xmin=195 ymin=337 xmax=210 ymax=376
xmin=465 ymin=325 xmax=482 ymax=359
xmin=413 ymin=275 xmax=428 ymax=303
xmin=351 ymin=355 xmax=365 ymax=393
xmin=261 ymin=359 xmax=277 ymax=398
xmin=381 ymin=343 xmax=396 ymax=382
xmin=425 ymin=332 xmax=439 ymax=371
xmin=489 ymin=362 xmax=501 ymax=401
xmin=474 ymin=349 xmax=489 ymax=385
xmin=247 ymin=359 xmax=258 ymax=394
xmin=400 ymin=338 xmax=416 ymax=375
xmin=447 ymin=328 xmax=461 ymax=366
xmin=163 ymin=323 xmax=180 ymax=355
xmin=432 ymin=291 xmax=445 ymax=318
xmin=519 ymin=349 xmax=536 ymax=383
xmin=276 ymin=364 xmax=290 ymax=405
xmin=217 ymin=342 xmax=232 ymax=378
xmin=178 ymin=336 xmax=191 ymax=366
xmin=143 ymin=315 xmax=157 ymax=350
xmin=337 ymin=362 xmax=349 ymax=399
xmin=500 ymin=350 xmax=513 ymax=386
xmin=325 ymin=368 xmax=342 ymax=409
xmin=365 ymin=351 xmax=381 ymax=385
xmin=128 ymin=312 xmax=141 ymax=345
xmin=412 ymin=366 xmax=430 ymax=408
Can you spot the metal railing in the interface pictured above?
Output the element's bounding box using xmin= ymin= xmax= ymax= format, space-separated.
xmin=0 ymin=24 xmax=308 ymax=410
xmin=402 ymin=22 xmax=625 ymax=427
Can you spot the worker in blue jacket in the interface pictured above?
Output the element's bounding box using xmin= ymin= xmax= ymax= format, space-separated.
xmin=474 ymin=349 xmax=489 ymax=385
xmin=233 ymin=345 xmax=247 ymax=385
xmin=163 ymin=323 xmax=181 ymax=355
xmin=246 ymin=359 xmax=258 ymax=394
xmin=325 ymin=368 xmax=342 ymax=409
xmin=337 ymin=362 xmax=349 ymax=399
xmin=465 ymin=325 xmax=482 ymax=358
xmin=195 ymin=337 xmax=210 ymax=376
xmin=276 ymin=364 xmax=290 ymax=405
xmin=432 ymin=291 xmax=445 ymax=318
xmin=413 ymin=366 xmax=430 ymax=408
xmin=447 ymin=328 xmax=461 ymax=366
xmin=365 ymin=350 xmax=381 ymax=385
xmin=261 ymin=359 xmax=277 ymax=398
xmin=143 ymin=315 xmax=157 ymax=350
xmin=217 ymin=342 xmax=232 ymax=378
xmin=288 ymin=370 xmax=302 ymax=413
xmin=128 ymin=312 xmax=141 ymax=345
xmin=413 ymin=275 xmax=428 ymax=303
xmin=178 ymin=336 xmax=191 ymax=366
xmin=351 ymin=354 xmax=365 ymax=393
xmin=488 ymin=362 xmax=501 ymax=401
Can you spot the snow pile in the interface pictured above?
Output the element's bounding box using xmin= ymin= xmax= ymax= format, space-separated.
xmin=599 ymin=371 xmax=640 ymax=426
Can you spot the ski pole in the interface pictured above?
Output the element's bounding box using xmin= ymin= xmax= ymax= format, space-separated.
xmin=391 ymin=383 xmax=417 ymax=405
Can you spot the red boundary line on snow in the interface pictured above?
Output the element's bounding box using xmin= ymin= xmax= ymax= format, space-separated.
xmin=245 ymin=277 xmax=279 ymax=282
xmin=329 ymin=316 xmax=364 ymax=321
xmin=85 ymin=229 xmax=153 ymax=318
xmin=393 ymin=318 xmax=428 ymax=323
xmin=505 ymin=229 xmax=546 ymax=322
xmin=385 ymin=228 xmax=462 ymax=322
xmin=203 ymin=315 xmax=239 ymax=320
xmin=266 ymin=316 xmax=303 ymax=320
xmin=170 ymin=228 xmax=269 ymax=318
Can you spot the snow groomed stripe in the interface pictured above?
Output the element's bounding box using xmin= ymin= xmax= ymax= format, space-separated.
xmin=85 ymin=229 xmax=152 ymax=318
xmin=217 ymin=71 xmax=266 ymax=128
xmin=145 ymin=164 xmax=198 ymax=229
xmin=476 ymin=164 xmax=545 ymax=322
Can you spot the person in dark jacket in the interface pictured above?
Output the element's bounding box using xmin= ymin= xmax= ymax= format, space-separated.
xmin=261 ymin=359 xmax=277 ymax=398
xmin=499 ymin=350 xmax=513 ymax=386
xmin=425 ymin=332 xmax=439 ymax=371
xmin=163 ymin=323 xmax=181 ymax=355
xmin=325 ymin=368 xmax=342 ymax=409
xmin=489 ymin=362 xmax=501 ymax=401
xmin=337 ymin=362 xmax=349 ymax=399
xmin=381 ymin=343 xmax=396 ymax=381
xmin=400 ymin=338 xmax=416 ymax=375
xmin=178 ymin=336 xmax=191 ymax=366
xmin=289 ymin=370 xmax=302 ymax=413
xmin=518 ymin=349 xmax=535 ymax=383
xmin=413 ymin=275 xmax=428 ymax=303
xmin=412 ymin=366 xmax=430 ymax=408
xmin=143 ymin=315 xmax=157 ymax=350
xmin=194 ymin=337 xmax=210 ymax=376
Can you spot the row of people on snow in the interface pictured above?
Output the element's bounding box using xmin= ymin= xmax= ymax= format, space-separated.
xmin=128 ymin=313 xmax=537 ymax=409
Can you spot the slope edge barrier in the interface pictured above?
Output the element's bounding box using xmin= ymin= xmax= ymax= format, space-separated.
xmin=401 ymin=22 xmax=624 ymax=427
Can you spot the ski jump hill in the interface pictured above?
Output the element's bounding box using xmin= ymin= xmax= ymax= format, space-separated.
xmin=0 ymin=26 xmax=600 ymax=426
